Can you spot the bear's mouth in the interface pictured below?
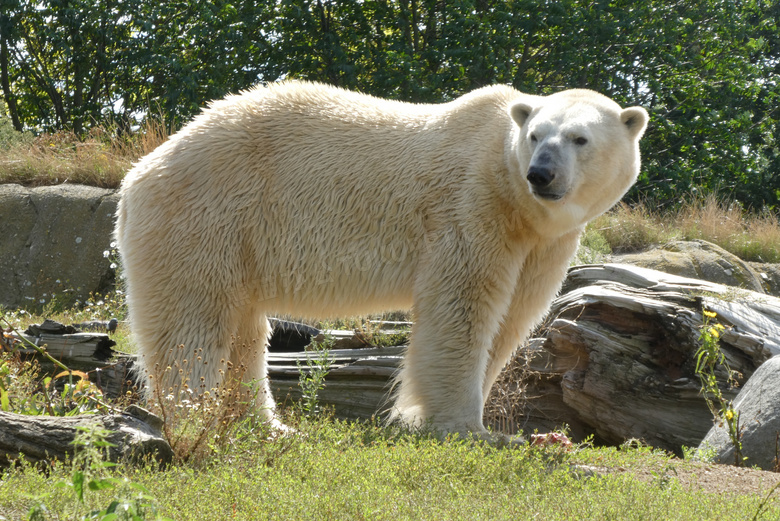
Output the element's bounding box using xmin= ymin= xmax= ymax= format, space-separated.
xmin=533 ymin=190 xmax=565 ymax=201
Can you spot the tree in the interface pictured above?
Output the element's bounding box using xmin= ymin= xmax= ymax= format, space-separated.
xmin=1 ymin=0 xmax=778 ymax=208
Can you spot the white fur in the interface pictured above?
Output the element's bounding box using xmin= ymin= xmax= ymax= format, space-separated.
xmin=116 ymin=81 xmax=647 ymax=436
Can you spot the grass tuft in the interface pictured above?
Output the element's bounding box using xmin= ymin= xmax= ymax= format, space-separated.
xmin=586 ymin=194 xmax=780 ymax=263
xmin=0 ymin=118 xmax=169 ymax=189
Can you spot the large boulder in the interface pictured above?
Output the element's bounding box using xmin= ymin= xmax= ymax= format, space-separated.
xmin=749 ymin=263 xmax=780 ymax=297
xmin=610 ymin=239 xmax=766 ymax=293
xmin=699 ymin=355 xmax=780 ymax=470
xmin=0 ymin=184 xmax=118 ymax=309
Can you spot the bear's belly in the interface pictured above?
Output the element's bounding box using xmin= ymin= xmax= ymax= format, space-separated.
xmin=250 ymin=255 xmax=418 ymax=318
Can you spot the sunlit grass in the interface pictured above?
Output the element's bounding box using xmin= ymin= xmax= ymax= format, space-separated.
xmin=586 ymin=194 xmax=780 ymax=263
xmin=1 ymin=416 xmax=777 ymax=521
xmin=0 ymin=118 xmax=169 ymax=189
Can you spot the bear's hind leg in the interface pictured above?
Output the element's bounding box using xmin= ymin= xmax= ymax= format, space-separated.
xmin=228 ymin=312 xmax=275 ymax=423
xmin=131 ymin=301 xmax=236 ymax=405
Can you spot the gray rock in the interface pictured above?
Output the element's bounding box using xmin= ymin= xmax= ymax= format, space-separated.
xmin=698 ymin=354 xmax=780 ymax=470
xmin=0 ymin=184 xmax=119 ymax=309
xmin=610 ymin=239 xmax=765 ymax=293
xmin=749 ymin=262 xmax=780 ymax=297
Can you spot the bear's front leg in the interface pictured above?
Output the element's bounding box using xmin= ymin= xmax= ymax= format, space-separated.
xmin=392 ymin=233 xmax=519 ymax=437
xmin=394 ymin=316 xmax=490 ymax=435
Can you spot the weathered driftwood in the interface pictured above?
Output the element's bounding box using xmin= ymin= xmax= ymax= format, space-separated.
xmin=9 ymin=331 xmax=137 ymax=399
xmin=9 ymin=320 xmax=403 ymax=416
xmin=502 ymin=264 xmax=780 ymax=454
xmin=0 ymin=405 xmax=173 ymax=466
xmin=26 ymin=276 xmax=780 ymax=457
xmin=1 ymin=322 xmax=401 ymax=465
xmin=268 ymin=346 xmax=403 ymax=419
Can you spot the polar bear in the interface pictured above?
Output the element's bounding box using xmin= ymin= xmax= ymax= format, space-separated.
xmin=116 ymin=81 xmax=647 ymax=439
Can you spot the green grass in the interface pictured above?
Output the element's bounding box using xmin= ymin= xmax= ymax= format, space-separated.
xmin=1 ymin=416 xmax=777 ymax=521
xmin=4 ymin=299 xmax=779 ymax=520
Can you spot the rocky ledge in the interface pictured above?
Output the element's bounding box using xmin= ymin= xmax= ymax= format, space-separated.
xmin=1 ymin=184 xmax=118 ymax=309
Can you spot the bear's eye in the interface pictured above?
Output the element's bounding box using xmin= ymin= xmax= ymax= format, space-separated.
xmin=574 ymin=136 xmax=588 ymax=146
xmin=529 ymin=133 xmax=538 ymax=143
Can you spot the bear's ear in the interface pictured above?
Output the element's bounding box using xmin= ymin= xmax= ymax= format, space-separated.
xmin=509 ymin=101 xmax=535 ymax=127
xmin=621 ymin=107 xmax=649 ymax=141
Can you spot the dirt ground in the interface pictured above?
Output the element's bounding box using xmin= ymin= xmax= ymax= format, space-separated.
xmin=576 ymin=461 xmax=780 ymax=496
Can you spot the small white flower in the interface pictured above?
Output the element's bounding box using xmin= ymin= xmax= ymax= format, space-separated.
xmin=103 ymin=250 xmax=110 ymax=258
xmin=110 ymin=263 xmax=117 ymax=269
xmin=110 ymin=241 xmax=117 ymax=248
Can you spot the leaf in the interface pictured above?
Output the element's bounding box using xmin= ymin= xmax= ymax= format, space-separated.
xmin=87 ymin=477 xmax=119 ymax=491
xmin=0 ymin=388 xmax=9 ymax=412
xmin=71 ymin=470 xmax=85 ymax=503
xmin=53 ymin=370 xmax=89 ymax=381
xmin=127 ymin=481 xmax=153 ymax=494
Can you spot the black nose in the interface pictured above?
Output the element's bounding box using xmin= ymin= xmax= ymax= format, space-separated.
xmin=527 ymin=166 xmax=554 ymax=187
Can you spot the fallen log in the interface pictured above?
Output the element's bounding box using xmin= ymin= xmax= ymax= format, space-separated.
xmin=268 ymin=346 xmax=404 ymax=419
xmin=8 ymin=322 xmax=404 ymax=421
xmin=4 ymin=330 xmax=137 ymax=399
xmin=491 ymin=264 xmax=780 ymax=454
xmin=0 ymin=405 xmax=173 ymax=467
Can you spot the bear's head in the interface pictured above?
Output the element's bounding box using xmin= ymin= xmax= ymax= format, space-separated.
xmin=509 ymin=89 xmax=648 ymax=234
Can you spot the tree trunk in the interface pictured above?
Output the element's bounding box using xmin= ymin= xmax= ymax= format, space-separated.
xmin=0 ymin=30 xmax=23 ymax=132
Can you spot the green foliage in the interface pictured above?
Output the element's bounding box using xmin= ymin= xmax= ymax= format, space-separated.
xmin=575 ymin=227 xmax=612 ymax=264
xmin=695 ymin=309 xmax=745 ymax=466
xmin=297 ymin=334 xmax=333 ymax=417
xmin=26 ymin=426 xmax=170 ymax=521
xmin=1 ymin=1 xmax=779 ymax=208
xmin=367 ymin=329 xmax=410 ymax=348
xmin=0 ymin=107 xmax=31 ymax=149
xmin=0 ymin=348 xmax=41 ymax=414
xmin=3 ymin=417 xmax=779 ymax=520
